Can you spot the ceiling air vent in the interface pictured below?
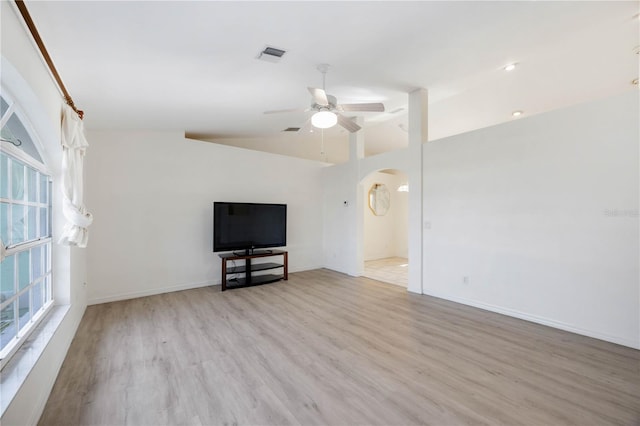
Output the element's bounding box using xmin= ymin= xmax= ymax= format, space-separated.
xmin=283 ymin=127 xmax=300 ymax=132
xmin=258 ymin=46 xmax=286 ymax=63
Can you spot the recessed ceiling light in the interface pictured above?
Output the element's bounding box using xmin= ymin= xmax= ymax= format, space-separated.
xmin=634 ymin=46 xmax=640 ymax=55
xmin=633 ymin=78 xmax=639 ymax=86
xmin=504 ymin=63 xmax=518 ymax=72
xmin=512 ymin=110 xmax=523 ymax=117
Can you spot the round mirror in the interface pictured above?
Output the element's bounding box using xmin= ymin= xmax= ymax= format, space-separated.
xmin=368 ymin=183 xmax=390 ymax=216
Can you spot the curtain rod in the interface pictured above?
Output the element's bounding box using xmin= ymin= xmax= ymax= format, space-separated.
xmin=14 ymin=0 xmax=84 ymax=119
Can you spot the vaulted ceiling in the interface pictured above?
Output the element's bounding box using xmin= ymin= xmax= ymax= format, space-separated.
xmin=25 ymin=1 xmax=639 ymax=163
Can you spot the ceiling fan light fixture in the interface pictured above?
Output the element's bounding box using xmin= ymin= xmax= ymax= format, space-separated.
xmin=311 ymin=111 xmax=337 ymax=129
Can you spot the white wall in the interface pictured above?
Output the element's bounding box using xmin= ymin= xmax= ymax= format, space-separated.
xmin=322 ymin=162 xmax=357 ymax=275
xmin=323 ymin=90 xmax=638 ymax=348
xmin=321 ymin=129 xmax=374 ymax=278
xmin=84 ymin=131 xmax=325 ymax=304
xmin=422 ymin=91 xmax=639 ymax=348
xmin=362 ymin=171 xmax=408 ymax=260
xmin=323 ymin=115 xmax=419 ymax=279
xmin=394 ymin=184 xmax=408 ymax=259
xmin=1 ymin=2 xmax=88 ymax=425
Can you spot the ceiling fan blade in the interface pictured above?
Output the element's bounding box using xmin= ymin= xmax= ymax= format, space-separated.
xmin=337 ymin=114 xmax=362 ymax=133
xmin=337 ymin=103 xmax=385 ymax=112
xmin=263 ymin=107 xmax=306 ymax=115
xmin=299 ymin=117 xmax=314 ymax=134
xmin=308 ymin=87 xmax=329 ymax=106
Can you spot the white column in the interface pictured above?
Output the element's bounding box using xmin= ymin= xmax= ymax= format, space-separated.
xmin=349 ymin=118 xmax=365 ymax=161
xmin=349 ymin=117 xmax=365 ymax=276
xmin=407 ymin=89 xmax=427 ymax=294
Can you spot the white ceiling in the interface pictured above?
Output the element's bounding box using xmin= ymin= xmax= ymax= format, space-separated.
xmin=25 ymin=1 xmax=639 ymax=164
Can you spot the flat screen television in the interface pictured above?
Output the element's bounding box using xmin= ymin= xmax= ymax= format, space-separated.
xmin=213 ymin=202 xmax=287 ymax=253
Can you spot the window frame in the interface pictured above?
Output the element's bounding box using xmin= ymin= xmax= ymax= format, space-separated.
xmin=0 ymin=94 xmax=54 ymax=370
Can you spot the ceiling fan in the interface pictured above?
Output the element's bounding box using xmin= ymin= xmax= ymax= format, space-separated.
xmin=264 ymin=64 xmax=385 ymax=133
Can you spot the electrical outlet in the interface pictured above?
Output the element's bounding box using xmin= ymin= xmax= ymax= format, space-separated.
xmin=463 ymin=276 xmax=469 ymax=284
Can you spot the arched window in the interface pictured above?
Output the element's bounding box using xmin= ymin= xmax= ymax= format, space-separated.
xmin=0 ymin=92 xmax=53 ymax=368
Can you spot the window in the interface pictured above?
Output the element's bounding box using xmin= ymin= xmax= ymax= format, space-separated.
xmin=0 ymin=93 xmax=53 ymax=369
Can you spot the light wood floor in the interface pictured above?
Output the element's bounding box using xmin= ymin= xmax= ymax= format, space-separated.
xmin=39 ymin=269 xmax=640 ymax=425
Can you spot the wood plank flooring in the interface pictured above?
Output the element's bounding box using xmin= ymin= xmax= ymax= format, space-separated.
xmin=39 ymin=269 xmax=640 ymax=425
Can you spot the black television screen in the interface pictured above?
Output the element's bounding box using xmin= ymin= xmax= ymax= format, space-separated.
xmin=213 ymin=202 xmax=287 ymax=252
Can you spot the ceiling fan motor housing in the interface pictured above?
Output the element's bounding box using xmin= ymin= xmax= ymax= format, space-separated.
xmin=312 ymin=94 xmax=338 ymax=111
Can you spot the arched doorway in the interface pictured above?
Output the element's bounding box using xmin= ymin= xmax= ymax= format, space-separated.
xmin=360 ymin=169 xmax=409 ymax=287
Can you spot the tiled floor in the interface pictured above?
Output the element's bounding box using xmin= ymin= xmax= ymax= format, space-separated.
xmin=363 ymin=257 xmax=408 ymax=288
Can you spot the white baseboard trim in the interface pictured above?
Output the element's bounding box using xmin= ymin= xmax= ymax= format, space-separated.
xmin=87 ymin=266 xmax=323 ymax=306
xmin=88 ymin=272 xmax=638 ymax=349
xmin=290 ymin=264 xmax=324 ymax=274
xmin=423 ymin=290 xmax=640 ymax=350
xmin=88 ymin=280 xmax=219 ymax=306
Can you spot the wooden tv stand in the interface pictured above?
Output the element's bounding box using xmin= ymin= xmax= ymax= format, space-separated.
xmin=218 ymin=249 xmax=288 ymax=291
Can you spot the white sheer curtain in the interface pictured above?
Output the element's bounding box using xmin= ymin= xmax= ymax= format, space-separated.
xmin=59 ymin=105 xmax=93 ymax=247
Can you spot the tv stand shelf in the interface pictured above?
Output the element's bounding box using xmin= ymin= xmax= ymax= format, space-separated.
xmin=226 ymin=262 xmax=283 ymax=274
xmin=219 ymin=250 xmax=288 ymax=291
